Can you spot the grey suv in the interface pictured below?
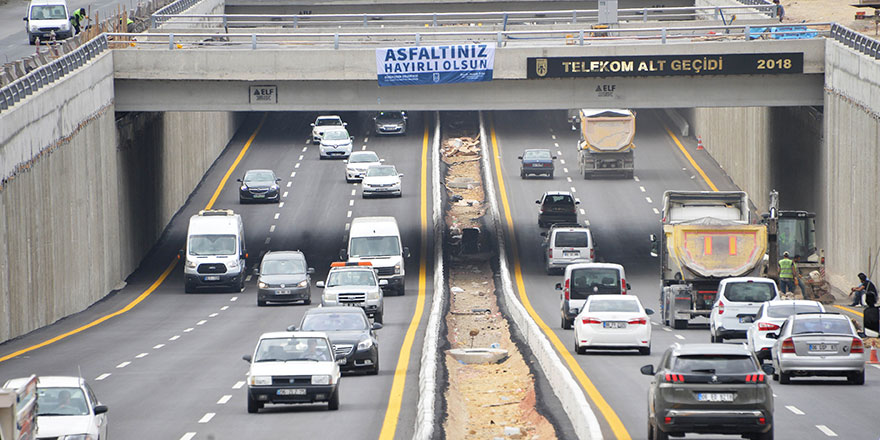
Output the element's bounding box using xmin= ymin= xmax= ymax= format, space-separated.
xmin=641 ymin=344 xmax=774 ymax=440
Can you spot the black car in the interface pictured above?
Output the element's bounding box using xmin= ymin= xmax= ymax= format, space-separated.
xmin=290 ymin=307 xmax=382 ymax=375
xmin=373 ymin=111 xmax=407 ymax=135
xmin=641 ymin=343 xmax=775 ymax=440
xmin=238 ymin=169 xmax=280 ymax=203
xmin=536 ymin=191 xmax=579 ymax=228
xmin=254 ymin=251 xmax=314 ymax=306
xmin=518 ymin=149 xmax=556 ymax=178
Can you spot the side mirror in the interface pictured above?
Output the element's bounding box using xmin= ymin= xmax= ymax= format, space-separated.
xmin=403 ymin=247 xmax=411 ymax=258
xmin=575 ymin=200 xmax=581 ymax=205
xmin=286 ymin=325 xmax=297 ymax=331
xmin=253 ymin=267 xmax=260 ymax=276
xmin=555 ymin=283 xmax=563 ymax=290
xmin=242 ymin=354 xmax=252 ymax=363
xmin=627 ymin=283 xmax=632 ymax=290
xmin=316 ymin=281 xmax=325 ymax=288
xmin=275 ymin=178 xmax=281 ymax=182
xmin=310 ymin=123 xmax=316 ymax=127
xmin=761 ymin=364 xmax=775 ymax=375
xmin=23 ymin=17 xmax=28 ymax=21
xmin=380 ymin=159 xmax=386 ymax=163
xmin=350 ymin=136 xmax=354 ymax=140
xmin=379 ymin=280 xmax=389 ymax=286
xmin=650 ymin=234 xmax=659 ymax=258
xmin=398 ymin=173 xmax=404 ymax=178
xmin=93 ymin=405 xmax=108 ymax=415
xmin=766 ymin=333 xmax=778 ymax=339
xmin=535 ymin=200 xmax=541 ymax=204
xmin=645 ymin=308 xmax=655 ymax=315
xmin=517 ymin=156 xmax=523 ymax=160
xmin=236 ymin=178 xmax=242 ymax=182
xmin=640 ymin=365 xmax=655 ymax=376
xmin=372 ymin=323 xmax=383 ymax=330
xmin=307 ymin=267 xmax=315 ymax=275
xmin=343 ymin=122 xmax=348 ymax=126
xmin=552 ymin=156 xmax=558 ymax=159
xmin=339 ymin=249 xmax=348 ymax=261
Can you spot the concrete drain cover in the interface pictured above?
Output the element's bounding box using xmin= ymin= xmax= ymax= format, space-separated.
xmin=447 ymin=348 xmax=509 ymax=364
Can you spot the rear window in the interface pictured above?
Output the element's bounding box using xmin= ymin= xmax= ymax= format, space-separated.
xmin=555 ymin=231 xmax=589 ymax=247
xmin=588 ymin=299 xmax=639 ymax=313
xmin=723 ymin=282 xmax=776 ymax=302
xmin=524 ymin=150 xmax=552 ymax=160
xmin=543 ymin=195 xmax=573 ymax=206
xmin=570 ymin=268 xmax=621 ymax=298
xmin=767 ymin=304 xmax=821 ymax=318
xmin=673 ymin=355 xmax=756 ymax=374
xmin=792 ymin=318 xmax=852 ymax=335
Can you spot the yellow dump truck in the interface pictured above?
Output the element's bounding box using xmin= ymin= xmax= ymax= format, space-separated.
xmin=651 ymin=191 xmax=767 ymax=329
xmin=574 ymin=109 xmax=635 ymax=179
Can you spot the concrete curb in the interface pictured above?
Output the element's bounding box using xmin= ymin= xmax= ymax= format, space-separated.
xmin=662 ymin=108 xmax=690 ymax=137
xmin=414 ymin=112 xmax=444 ymax=440
xmin=478 ymin=112 xmax=604 ymax=440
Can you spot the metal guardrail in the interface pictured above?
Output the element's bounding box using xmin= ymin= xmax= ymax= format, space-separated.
xmin=737 ymin=0 xmax=776 ymax=17
xmin=151 ymin=5 xmax=779 ymax=29
xmin=152 ymin=0 xmax=202 ymax=18
xmin=831 ymin=23 xmax=880 ymax=60
xmin=0 ymin=35 xmax=109 ymax=113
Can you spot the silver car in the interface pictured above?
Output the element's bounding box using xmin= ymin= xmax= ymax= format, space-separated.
xmin=319 ymin=128 xmax=353 ymax=159
xmin=317 ymin=262 xmax=386 ymax=323
xmin=344 ymin=151 xmax=383 ymax=182
xmin=373 ymin=111 xmax=407 ymax=135
xmin=769 ymin=312 xmax=867 ymax=384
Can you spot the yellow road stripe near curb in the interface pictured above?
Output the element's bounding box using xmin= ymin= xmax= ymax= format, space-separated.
xmin=663 ymin=126 xmax=718 ymax=191
xmin=489 ymin=117 xmax=632 ymax=440
xmin=833 ymin=304 xmax=864 ymax=317
xmin=378 ymin=123 xmax=430 ymax=440
xmin=0 ymin=113 xmax=268 ymax=364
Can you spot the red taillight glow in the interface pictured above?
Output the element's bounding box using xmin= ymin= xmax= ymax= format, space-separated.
xmin=590 ymin=248 xmax=595 ymax=260
xmin=717 ymin=300 xmax=725 ymax=315
xmin=664 ymin=416 xmax=673 ymax=425
xmin=582 ymin=317 xmax=601 ymax=325
xmin=745 ymin=374 xmax=765 ymax=383
xmin=621 ymin=278 xmax=627 ymax=294
xmin=757 ymin=322 xmax=780 ymax=332
xmin=758 ymin=417 xmax=766 ymax=425
xmin=548 ymin=248 xmax=553 ymax=259
xmin=628 ymin=317 xmax=647 ymax=325
xmin=664 ymin=373 xmax=684 ymax=383
xmin=851 ymin=337 xmax=864 ymax=354
xmin=781 ymin=338 xmax=795 ymax=353
xmin=564 ymin=279 xmax=570 ymax=301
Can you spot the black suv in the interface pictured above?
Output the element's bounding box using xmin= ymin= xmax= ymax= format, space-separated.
xmin=641 ymin=344 xmax=774 ymax=440
xmin=536 ymin=191 xmax=579 ymax=228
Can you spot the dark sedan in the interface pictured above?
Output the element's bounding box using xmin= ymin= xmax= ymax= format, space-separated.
xmin=290 ymin=307 xmax=382 ymax=375
xmin=255 ymin=251 xmax=314 ymax=306
xmin=238 ymin=169 xmax=280 ymax=203
xmin=519 ymin=149 xmax=557 ymax=178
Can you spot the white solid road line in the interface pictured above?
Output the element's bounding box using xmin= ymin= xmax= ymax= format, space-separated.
xmin=198 ymin=413 xmax=215 ymax=424
xmin=116 ymin=361 xmax=131 ymax=369
xmin=136 ymin=353 xmax=149 ymax=358
xmin=196 ymin=320 xmax=207 ymax=326
xmin=815 ymin=425 xmax=838 ymax=437
xmin=180 ymin=433 xmax=197 ymax=440
xmin=233 ymin=381 xmax=246 ymax=389
xmin=169 ymin=335 xmax=181 ymax=341
xmin=674 ymin=334 xmax=685 ymax=340
xmin=183 ymin=328 xmax=194 ymax=333
xmin=871 ymin=364 xmax=880 ymax=370
xmin=218 ymin=395 xmax=233 ymax=404
xmin=95 ymin=373 xmax=111 ymax=381
xmin=153 ymin=344 xmax=165 ymax=349
xmin=786 ymin=405 xmax=805 ymax=415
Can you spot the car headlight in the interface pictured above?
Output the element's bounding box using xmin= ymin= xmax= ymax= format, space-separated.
xmin=249 ymin=375 xmax=271 ymax=386
xmin=297 ymin=280 xmax=308 ymax=288
xmin=271 ymin=184 xmax=279 ymax=191
xmin=357 ymin=335 xmax=373 ymax=351
xmin=30 ymin=25 xmax=39 ymax=32
xmin=227 ymin=260 xmax=239 ymax=269
xmin=367 ymin=290 xmax=380 ymax=300
xmin=185 ymin=259 xmax=196 ymax=269
xmin=323 ymin=293 xmax=335 ymax=302
xmin=240 ymin=185 xmax=247 ymax=191
xmin=394 ymin=264 xmax=401 ymax=274
xmin=59 ymin=22 xmax=70 ymax=31
xmin=258 ymin=281 xmax=268 ymax=289
xmin=311 ymin=375 xmax=331 ymax=385
xmin=61 ymin=435 xmax=96 ymax=440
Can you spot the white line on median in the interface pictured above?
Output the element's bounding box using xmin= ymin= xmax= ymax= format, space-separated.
xmin=233 ymin=381 xmax=245 ymax=389
xmin=153 ymin=344 xmax=165 ymax=349
xmin=196 ymin=320 xmax=207 ymax=326
xmin=674 ymin=334 xmax=685 ymax=340
xmin=217 ymin=395 xmax=232 ymax=404
xmin=786 ymin=405 xmax=804 ymax=415
xmin=116 ymin=361 xmax=130 ymax=369
xmin=180 ymin=433 xmax=196 ymax=440
xmin=169 ymin=335 xmax=180 ymax=341
xmin=815 ymin=425 xmax=838 ymax=437
xmin=95 ymin=373 xmax=111 ymax=381
xmin=136 ymin=353 xmax=149 ymax=358
xmin=198 ymin=413 xmax=215 ymax=424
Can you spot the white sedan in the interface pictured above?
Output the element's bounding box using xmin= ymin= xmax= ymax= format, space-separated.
xmin=573 ymin=295 xmax=653 ymax=355
xmin=746 ymin=299 xmax=825 ymax=361
xmin=344 ymin=151 xmax=383 ymax=182
xmin=361 ymin=165 xmax=403 ymax=198
xmin=3 ymin=376 xmax=109 ymax=439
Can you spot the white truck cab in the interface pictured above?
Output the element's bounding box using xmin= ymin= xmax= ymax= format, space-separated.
xmin=342 ymin=217 xmax=409 ymax=295
xmin=23 ymin=0 xmax=73 ymax=44
xmin=183 ymin=209 xmax=246 ymax=293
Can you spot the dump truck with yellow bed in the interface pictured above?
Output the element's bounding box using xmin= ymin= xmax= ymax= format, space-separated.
xmin=573 ymin=109 xmax=636 ymax=179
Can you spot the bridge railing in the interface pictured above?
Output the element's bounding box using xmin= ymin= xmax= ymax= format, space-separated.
xmin=830 ymin=23 xmax=880 ymax=60
xmin=0 ymin=35 xmax=109 ymax=113
xmin=152 ymin=0 xmax=203 ymax=18
xmin=151 ymin=5 xmax=779 ymax=30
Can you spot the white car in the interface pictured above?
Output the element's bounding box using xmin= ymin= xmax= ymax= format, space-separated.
xmin=344 ymin=151 xmax=383 ymax=182
xmin=3 ymin=376 xmax=109 ymax=439
xmin=311 ymin=115 xmax=346 ymax=144
xmin=573 ymin=295 xmax=653 ymax=355
xmin=319 ymin=128 xmax=353 ymax=159
xmin=709 ymin=277 xmax=780 ymax=343
xmin=243 ymin=331 xmax=343 ymax=413
xmin=361 ymin=165 xmax=402 ymax=198
xmin=746 ymin=299 xmax=825 ymax=361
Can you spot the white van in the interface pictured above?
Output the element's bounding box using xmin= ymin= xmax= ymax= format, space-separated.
xmin=23 ymin=0 xmax=73 ymax=44
xmin=709 ymin=277 xmax=779 ymax=342
xmin=556 ymin=262 xmax=629 ymax=329
xmin=342 ymin=217 xmax=409 ymax=295
xmin=182 ymin=209 xmax=246 ymax=293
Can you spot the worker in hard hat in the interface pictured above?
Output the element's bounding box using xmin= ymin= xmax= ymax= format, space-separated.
xmin=778 ymin=251 xmax=797 ymax=294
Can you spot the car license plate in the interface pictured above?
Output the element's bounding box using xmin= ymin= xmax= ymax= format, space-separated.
xmin=342 ymin=302 xmax=364 ymax=307
xmin=603 ymin=321 xmax=627 ymax=329
xmin=254 ymin=194 xmax=265 ymax=198
xmin=204 ymin=276 xmax=220 ymax=281
xmin=697 ymin=393 xmax=734 ymax=402
xmin=277 ymin=388 xmax=306 ymax=396
xmin=275 ymin=289 xmax=290 ymax=295
xmin=809 ymin=344 xmax=837 ymax=351
xmin=738 ymin=315 xmax=755 ymax=323
xmin=563 ymin=251 xmax=580 ymax=257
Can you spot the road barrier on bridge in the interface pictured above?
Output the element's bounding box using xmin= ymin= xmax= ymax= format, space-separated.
xmin=150 ymin=5 xmax=778 ymax=30
xmin=831 ymin=23 xmax=880 ymax=60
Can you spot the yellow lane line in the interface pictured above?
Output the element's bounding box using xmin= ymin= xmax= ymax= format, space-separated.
xmin=489 ymin=117 xmax=632 ymax=440
xmin=378 ymin=123 xmax=430 ymax=440
xmin=663 ymin=126 xmax=718 ymax=191
xmin=833 ymin=304 xmax=864 ymax=317
xmin=0 ymin=113 xmax=268 ymax=364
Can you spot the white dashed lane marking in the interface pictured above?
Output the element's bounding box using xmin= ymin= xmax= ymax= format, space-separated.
xmin=566 ymin=177 xmax=572 ymax=183
xmin=295 ymin=163 xmax=300 ymax=168
xmin=220 ymin=306 xmax=229 ymax=311
xmin=153 ymin=344 xmax=165 ymax=349
xmin=169 ymin=335 xmax=181 ymax=341
xmin=557 ymin=150 xmax=563 ymax=156
xmin=196 ymin=320 xmax=207 ymax=326
xmin=349 ymin=200 xmax=354 ymax=206
xmin=231 ymin=296 xmax=238 ymax=302
xmin=646 ymin=197 xmax=653 ymax=204
xmin=198 ymin=413 xmax=215 ymax=424
xmin=209 ymin=313 xmax=218 ymax=318
xmin=579 ymin=209 xmax=586 ymax=215
xmin=639 ymin=186 xmax=646 ymax=192
xmin=298 ymin=155 xmax=303 ymax=161
xmin=653 ymin=208 xmax=660 ymax=215
xmin=245 ymin=275 xmax=252 ymax=282
xmin=347 ymin=210 xmax=352 ymax=218
xmin=279 ymin=202 xmax=284 ymax=208
xmin=554 ymin=142 xmax=559 ymax=147
xmin=351 ymin=189 xmax=356 ymax=196
xmin=287 ymin=181 xmax=292 ymax=188
xmin=364 ymin=136 xmax=369 ymax=143
xmin=116 ymin=361 xmax=131 ymax=369
xmin=274 ymin=213 xmax=280 ymax=220
xmin=563 ymin=167 xmax=568 ymax=173
xmin=283 ymin=191 xmax=288 ymax=198
xmin=183 ymin=328 xmax=194 ymax=333
xmin=786 ymin=405 xmax=804 ymax=415
xmin=233 ymin=381 xmax=246 ymax=389
xmin=345 ymin=222 xmax=351 ymax=231
xmin=264 ymin=237 xmax=271 ymax=245
xmin=662 ymin=328 xmax=672 ymax=332
xmin=180 ymin=433 xmax=196 ymax=440
xmin=301 ymin=146 xmax=307 ymax=152
xmin=95 ymin=373 xmax=111 ymax=381
xmin=634 ymin=176 xmax=640 ymax=182
xmin=570 ymin=187 xmax=577 ymax=193
xmin=136 ymin=353 xmax=149 ymax=358
xmin=269 ymin=225 xmax=276 ymax=233
xmin=291 ymin=172 xmax=296 ymax=178
xmin=218 ymin=395 xmax=232 ymax=404
xmin=815 ymin=425 xmax=838 ymax=437
xmin=551 ymin=134 xmax=557 ymax=140
xmin=674 ymin=334 xmax=685 ymax=340
xmin=560 ymin=159 xmax=566 ymax=165
xmin=362 ymin=145 xmax=367 ymax=150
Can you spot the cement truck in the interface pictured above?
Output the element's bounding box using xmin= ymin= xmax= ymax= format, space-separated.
xmin=573 ymin=109 xmax=636 ymax=179
xmin=650 ymin=191 xmax=768 ymax=329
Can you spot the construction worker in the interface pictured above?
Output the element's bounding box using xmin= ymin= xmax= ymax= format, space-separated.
xmin=778 ymin=251 xmax=796 ymax=294
xmin=70 ymin=8 xmax=86 ymax=34
xmin=850 ymin=272 xmax=878 ymax=307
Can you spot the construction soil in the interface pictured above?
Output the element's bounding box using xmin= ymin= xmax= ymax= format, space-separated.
xmin=784 ymin=0 xmax=880 ymax=35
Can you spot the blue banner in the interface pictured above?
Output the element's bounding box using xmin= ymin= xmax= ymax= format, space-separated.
xmin=376 ymin=44 xmax=495 ymax=87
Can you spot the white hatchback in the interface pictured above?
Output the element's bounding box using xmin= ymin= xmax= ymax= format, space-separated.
xmin=3 ymin=376 xmax=109 ymax=439
xmin=746 ymin=299 xmax=825 ymax=361
xmin=311 ymin=115 xmax=346 ymax=144
xmin=709 ymin=277 xmax=780 ymax=343
xmin=573 ymin=295 xmax=653 ymax=355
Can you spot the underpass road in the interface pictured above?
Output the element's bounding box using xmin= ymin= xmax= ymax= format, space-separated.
xmin=488 ymin=109 xmax=880 ymax=440
xmin=0 ymin=111 xmax=434 ymax=440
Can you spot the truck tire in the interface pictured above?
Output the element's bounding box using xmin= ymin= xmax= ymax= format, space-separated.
xmin=673 ymin=320 xmax=687 ymax=330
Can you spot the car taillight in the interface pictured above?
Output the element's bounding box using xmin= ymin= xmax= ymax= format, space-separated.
xmin=548 ymin=248 xmax=553 ymax=259
xmin=745 ymin=374 xmax=765 ymax=383
xmin=851 ymin=337 xmax=864 ymax=354
xmin=590 ymin=248 xmax=595 ymax=260
xmin=757 ymin=322 xmax=780 ymax=332
xmin=664 ymin=373 xmax=684 ymax=383
xmin=781 ymin=338 xmax=795 ymax=353
xmin=717 ymin=300 xmax=725 ymax=315
xmin=628 ymin=317 xmax=646 ymax=325
xmin=621 ymin=278 xmax=627 ymax=295
xmin=564 ymin=279 xmax=570 ymax=301
xmin=582 ymin=317 xmax=601 ymax=325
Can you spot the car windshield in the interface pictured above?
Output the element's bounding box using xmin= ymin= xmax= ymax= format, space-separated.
xmin=326 ymin=270 xmax=376 ymax=287
xmin=255 ymin=337 xmax=332 ymax=362
xmin=377 ymin=112 xmax=403 ymax=120
xmin=244 ymin=171 xmax=275 ymax=183
xmin=792 ymin=317 xmax=852 ymax=335
xmin=349 ymin=236 xmax=400 ymax=257
xmin=31 ymin=5 xmax=67 ymax=19
xmin=673 ymin=355 xmax=756 ymax=374
xmin=588 ymin=299 xmax=639 ymax=313
xmin=261 ymin=258 xmax=305 ymax=275
xmin=366 ymin=166 xmax=397 ymax=177
xmin=724 ymin=282 xmax=776 ymax=302
xmin=350 ymin=152 xmax=379 ymax=163
xmin=543 ymin=195 xmax=573 ymax=206
xmin=316 ymin=118 xmax=342 ymax=126
xmin=524 ymin=150 xmax=552 ymax=160
xmin=323 ymin=130 xmax=349 ymax=141
xmin=36 ymin=387 xmax=89 ymax=416
xmin=301 ymin=313 xmax=368 ymax=331
xmin=569 ymin=268 xmax=620 ymax=299
xmin=555 ymin=231 xmax=589 ymax=247
xmin=767 ymin=303 xmax=822 ymax=318
xmin=189 ymin=234 xmax=236 ymax=256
